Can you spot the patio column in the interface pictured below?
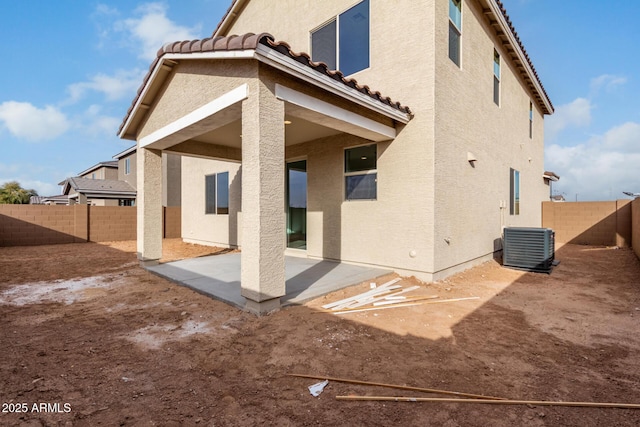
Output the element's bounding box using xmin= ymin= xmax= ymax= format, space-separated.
xmin=137 ymin=147 xmax=163 ymax=266
xmin=240 ymin=81 xmax=286 ymax=315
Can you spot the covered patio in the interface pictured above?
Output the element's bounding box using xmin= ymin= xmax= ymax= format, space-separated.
xmin=119 ymin=33 xmax=411 ymax=314
xmin=147 ymin=252 xmax=390 ymax=309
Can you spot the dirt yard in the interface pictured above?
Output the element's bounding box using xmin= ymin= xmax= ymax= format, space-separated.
xmin=1 ymin=239 xmax=640 ymax=426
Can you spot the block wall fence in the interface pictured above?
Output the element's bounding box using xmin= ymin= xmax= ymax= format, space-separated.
xmin=0 ymin=205 xmax=180 ymax=246
xmin=542 ymin=200 xmax=633 ymax=247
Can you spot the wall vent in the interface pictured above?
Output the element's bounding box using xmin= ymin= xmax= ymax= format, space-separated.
xmin=503 ymin=227 xmax=555 ymax=273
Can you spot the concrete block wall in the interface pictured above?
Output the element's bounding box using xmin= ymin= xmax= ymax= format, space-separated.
xmin=163 ymin=206 xmax=181 ymax=238
xmin=0 ymin=205 xmax=87 ymax=246
xmin=89 ymin=206 xmax=137 ymax=242
xmin=542 ymin=200 xmax=632 ymax=246
xmin=0 ymin=205 xmax=180 ymax=246
xmin=633 ymin=198 xmax=640 ymax=259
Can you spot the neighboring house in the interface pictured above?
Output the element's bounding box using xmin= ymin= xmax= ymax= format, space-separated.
xmin=543 ymin=171 xmax=560 ymax=201
xmin=119 ymin=0 xmax=555 ymax=314
xmin=78 ymin=161 xmax=119 ymax=180
xmin=59 ymin=177 xmax=136 ymax=206
xmin=113 ymin=145 xmax=182 ymax=207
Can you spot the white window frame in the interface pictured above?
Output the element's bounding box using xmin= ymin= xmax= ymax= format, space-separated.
xmin=494 ymin=49 xmax=501 ymax=106
xmin=124 ymin=158 xmax=131 ymax=175
xmin=310 ymin=0 xmax=371 ymax=76
xmin=510 ymin=168 xmax=520 ymax=216
xmin=204 ymin=172 xmax=229 ymax=215
xmin=344 ymin=143 xmax=377 ymax=201
xmin=529 ymin=101 xmax=533 ymax=139
xmin=448 ymin=0 xmax=462 ymax=67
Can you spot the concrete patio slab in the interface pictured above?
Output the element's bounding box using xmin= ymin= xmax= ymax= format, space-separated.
xmin=146 ymin=253 xmax=391 ymax=309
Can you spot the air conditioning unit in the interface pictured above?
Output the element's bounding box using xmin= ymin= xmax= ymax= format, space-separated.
xmin=503 ymin=227 xmax=555 ymax=273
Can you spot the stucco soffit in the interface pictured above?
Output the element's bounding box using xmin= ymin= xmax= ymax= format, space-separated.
xmin=139 ymin=84 xmax=248 ymax=150
xmin=275 ymin=84 xmax=396 ymax=141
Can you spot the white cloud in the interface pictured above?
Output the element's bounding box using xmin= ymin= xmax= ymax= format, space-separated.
xmin=545 ymin=121 xmax=640 ymax=200
xmin=590 ymin=74 xmax=627 ymax=95
xmin=65 ymin=69 xmax=145 ymax=104
xmin=0 ymin=101 xmax=69 ymax=141
xmin=80 ymin=105 xmax=122 ymax=136
xmin=116 ymin=2 xmax=201 ymax=61
xmin=545 ymin=97 xmax=592 ymax=141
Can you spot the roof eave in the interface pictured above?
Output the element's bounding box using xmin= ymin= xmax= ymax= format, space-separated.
xmin=213 ymin=0 xmax=248 ymax=37
xmin=120 ymin=47 xmax=411 ymax=139
xmin=486 ymin=0 xmax=554 ymax=115
xmin=113 ymin=145 xmax=137 ymax=159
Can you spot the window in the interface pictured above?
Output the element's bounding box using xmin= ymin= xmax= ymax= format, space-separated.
xmin=205 ymin=172 xmax=229 ymax=215
xmin=529 ymin=101 xmax=533 ymax=139
xmin=510 ymin=168 xmax=520 ymax=215
xmin=493 ymin=49 xmax=500 ymax=105
xmin=449 ymin=0 xmax=462 ymax=66
xmin=119 ymin=199 xmax=134 ymax=206
xmin=125 ymin=158 xmax=131 ymax=175
xmin=91 ymin=172 xmax=96 ymax=179
xmin=345 ymin=144 xmax=377 ymax=200
xmin=311 ymin=0 xmax=370 ymax=76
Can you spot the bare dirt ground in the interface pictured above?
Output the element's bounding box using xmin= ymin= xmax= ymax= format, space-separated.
xmin=1 ymin=239 xmax=640 ymax=426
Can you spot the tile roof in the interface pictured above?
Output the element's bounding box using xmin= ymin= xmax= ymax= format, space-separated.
xmin=213 ymin=0 xmax=552 ymax=114
xmin=485 ymin=0 xmax=553 ymax=113
xmin=78 ymin=160 xmax=119 ymax=177
xmin=118 ymin=33 xmax=411 ymax=136
xmin=63 ymin=177 xmax=136 ymax=195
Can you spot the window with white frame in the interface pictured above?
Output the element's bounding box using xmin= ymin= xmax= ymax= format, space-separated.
xmin=205 ymin=172 xmax=229 ymax=215
xmin=529 ymin=101 xmax=533 ymax=139
xmin=510 ymin=168 xmax=520 ymax=215
xmin=449 ymin=0 xmax=462 ymax=66
xmin=345 ymin=144 xmax=377 ymax=200
xmin=311 ymin=0 xmax=370 ymax=76
xmin=125 ymin=158 xmax=131 ymax=175
xmin=493 ymin=49 xmax=501 ymax=105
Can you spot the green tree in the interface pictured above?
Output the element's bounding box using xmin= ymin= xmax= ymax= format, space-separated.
xmin=0 ymin=181 xmax=39 ymax=204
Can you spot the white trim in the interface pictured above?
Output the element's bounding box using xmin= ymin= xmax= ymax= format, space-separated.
xmin=139 ymin=84 xmax=248 ymax=148
xmin=112 ymin=144 xmax=136 ymax=159
xmin=259 ymin=46 xmax=410 ymax=123
xmin=275 ymin=84 xmax=396 ymax=139
xmin=163 ymin=50 xmax=256 ymax=61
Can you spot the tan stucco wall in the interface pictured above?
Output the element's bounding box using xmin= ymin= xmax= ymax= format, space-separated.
xmin=118 ymin=152 xmax=137 ymax=189
xmin=144 ymin=0 xmax=550 ymax=280
xmin=227 ymin=0 xmax=438 ymax=277
xmin=430 ymin=0 xmax=548 ymax=277
xmin=162 ymin=153 xmax=182 ymax=207
xmin=181 ymin=156 xmax=242 ymax=247
xmin=137 ymin=60 xmax=257 ymax=141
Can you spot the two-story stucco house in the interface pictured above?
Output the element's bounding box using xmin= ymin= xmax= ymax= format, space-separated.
xmin=119 ymin=0 xmax=554 ymax=314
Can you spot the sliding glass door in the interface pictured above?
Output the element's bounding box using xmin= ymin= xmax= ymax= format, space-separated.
xmin=286 ymin=160 xmax=307 ymax=249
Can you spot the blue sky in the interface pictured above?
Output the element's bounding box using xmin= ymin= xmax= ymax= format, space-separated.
xmin=0 ymin=1 xmax=638 ymax=201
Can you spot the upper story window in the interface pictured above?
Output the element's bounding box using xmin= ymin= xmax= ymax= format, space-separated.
xmin=529 ymin=101 xmax=533 ymax=138
xmin=510 ymin=168 xmax=520 ymax=215
xmin=205 ymin=172 xmax=229 ymax=215
xmin=448 ymin=0 xmax=462 ymax=66
xmin=124 ymin=158 xmax=131 ymax=175
xmin=91 ymin=172 xmax=96 ymax=179
xmin=345 ymin=144 xmax=377 ymax=200
xmin=493 ymin=49 xmax=501 ymax=106
xmin=311 ymin=0 xmax=370 ymax=76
